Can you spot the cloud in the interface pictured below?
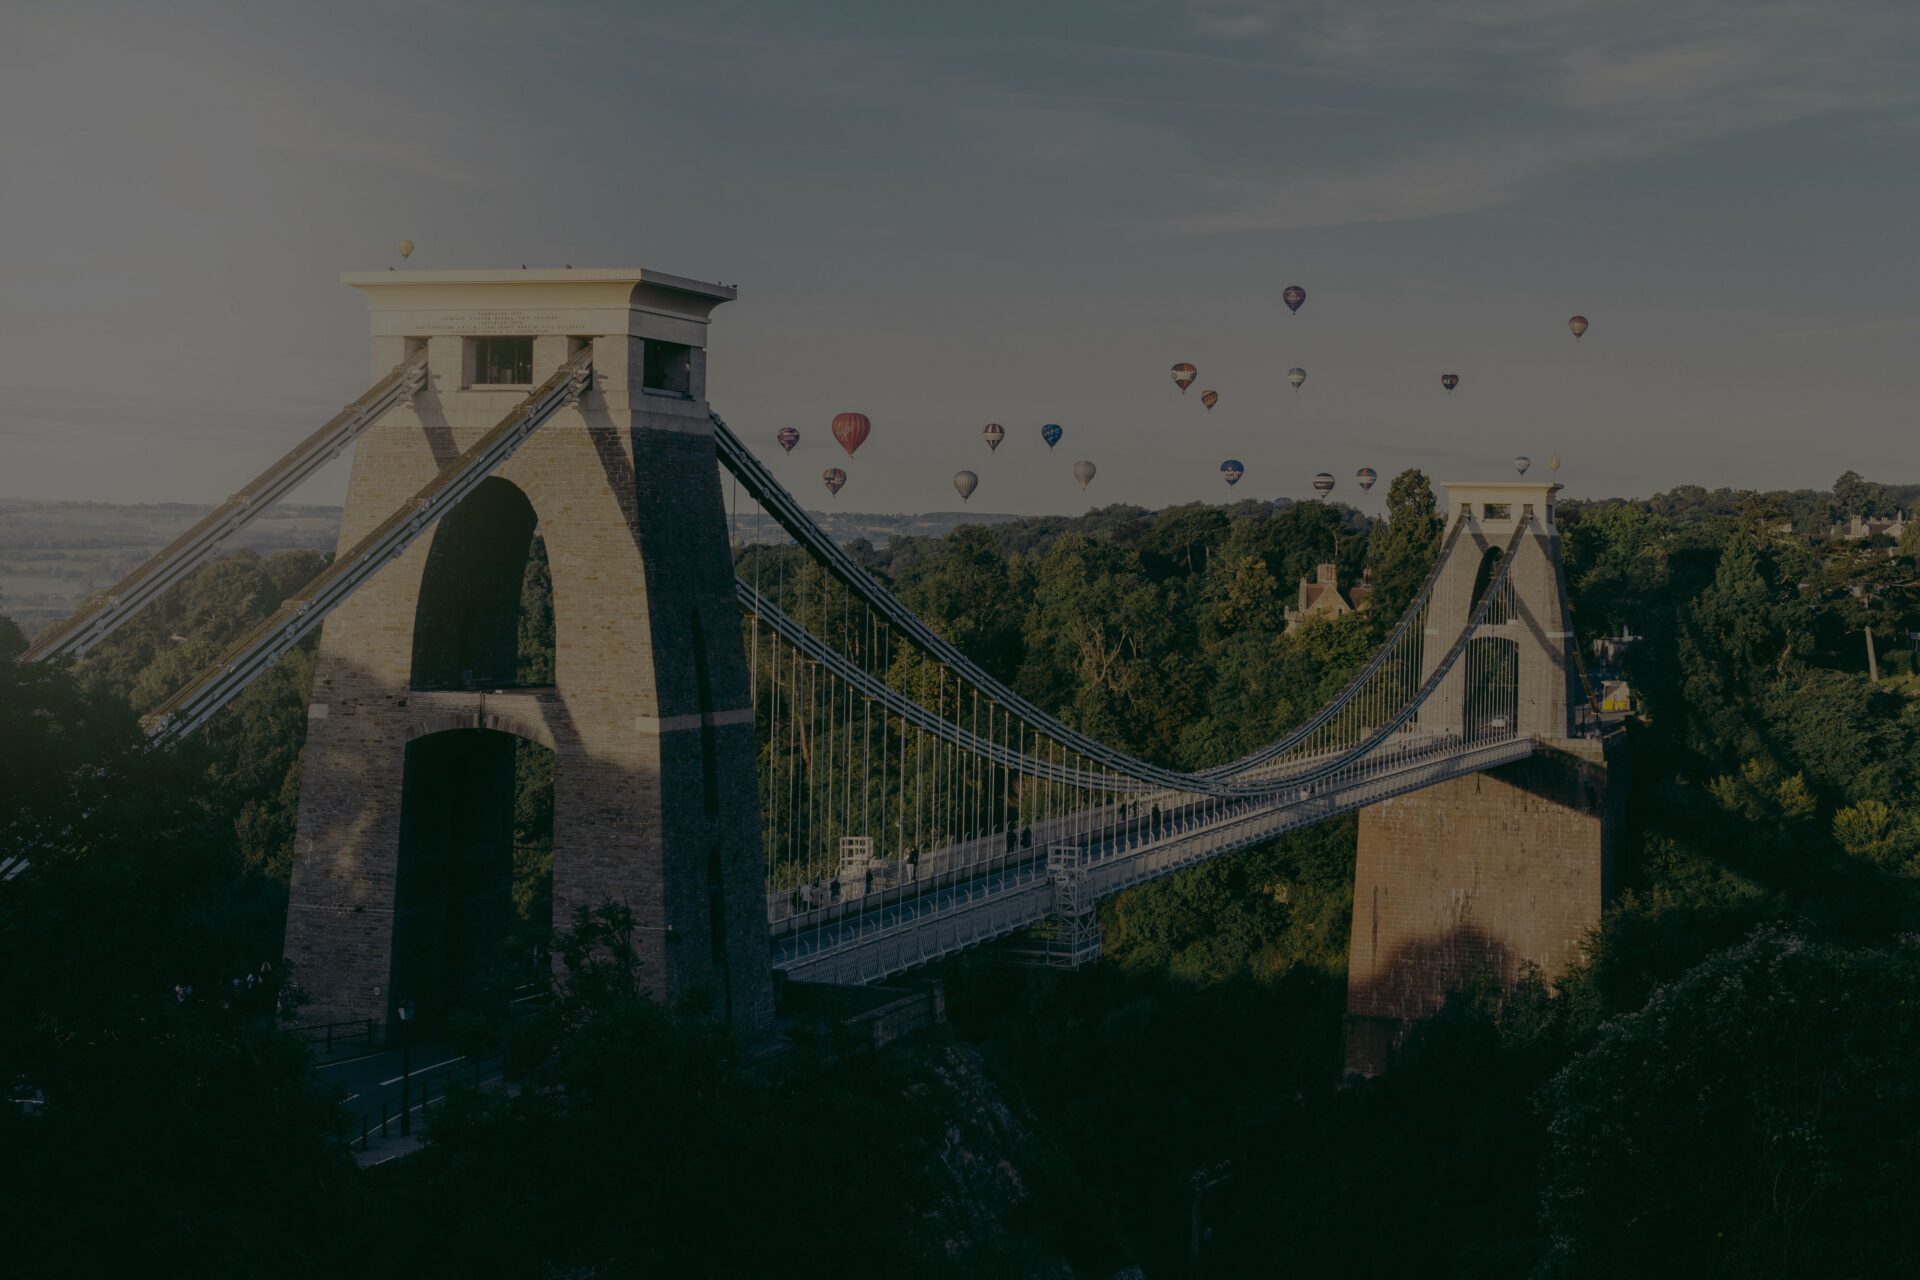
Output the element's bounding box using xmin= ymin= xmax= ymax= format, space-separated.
xmin=1169 ymin=0 xmax=1920 ymax=231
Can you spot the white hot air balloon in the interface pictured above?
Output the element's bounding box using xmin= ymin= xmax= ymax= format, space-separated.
xmin=1287 ymin=367 xmax=1307 ymax=392
xmin=1514 ymin=455 xmax=1532 ymax=476
xmin=953 ymin=470 xmax=978 ymax=502
xmin=1073 ymin=460 xmax=1097 ymax=491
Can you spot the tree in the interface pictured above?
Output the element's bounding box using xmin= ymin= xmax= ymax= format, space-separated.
xmin=1561 ymin=502 xmax=1671 ymax=641
xmin=1832 ymin=469 xmax=1887 ymax=521
xmin=0 ymin=655 xmax=353 ymax=1276
xmin=0 ymin=597 xmax=24 ymax=663
xmin=1538 ymin=929 xmax=1920 ymax=1278
xmin=1365 ymin=469 xmax=1443 ymax=623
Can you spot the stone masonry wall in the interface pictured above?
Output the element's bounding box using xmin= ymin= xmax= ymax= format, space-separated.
xmin=1343 ymin=735 xmax=1626 ymax=1075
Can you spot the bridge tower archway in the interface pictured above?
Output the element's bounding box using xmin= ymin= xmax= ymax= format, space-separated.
xmin=409 ymin=476 xmax=543 ymax=692
xmin=389 ymin=726 xmax=552 ymax=1030
xmin=284 ymin=269 xmax=774 ymax=1036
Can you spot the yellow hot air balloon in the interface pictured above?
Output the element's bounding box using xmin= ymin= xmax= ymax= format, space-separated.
xmin=398 ymin=240 xmax=414 ymax=260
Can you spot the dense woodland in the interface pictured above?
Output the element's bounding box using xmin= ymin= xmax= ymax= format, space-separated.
xmin=6 ymin=469 xmax=1920 ymax=1276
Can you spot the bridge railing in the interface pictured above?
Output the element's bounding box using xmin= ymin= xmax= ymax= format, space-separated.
xmin=284 ymin=1018 xmax=377 ymax=1054
xmin=766 ymin=519 xmax=1532 ymax=981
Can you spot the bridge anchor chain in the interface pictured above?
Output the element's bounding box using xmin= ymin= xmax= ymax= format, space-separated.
xmin=1043 ymin=845 xmax=1102 ymax=968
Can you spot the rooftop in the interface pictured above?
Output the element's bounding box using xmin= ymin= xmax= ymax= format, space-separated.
xmin=340 ymin=266 xmax=735 ymax=300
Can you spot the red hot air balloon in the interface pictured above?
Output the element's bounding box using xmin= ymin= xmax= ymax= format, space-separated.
xmin=1283 ymin=285 xmax=1306 ymax=314
xmin=1200 ymin=390 xmax=1219 ymax=411
xmin=831 ymin=412 xmax=871 ymax=457
xmin=1171 ymin=362 xmax=1198 ymax=393
xmin=1441 ymin=373 xmax=1459 ymax=393
xmin=822 ymin=468 xmax=846 ymax=497
xmin=776 ymin=427 xmax=800 ymax=453
xmin=1568 ymin=315 xmax=1589 ymax=340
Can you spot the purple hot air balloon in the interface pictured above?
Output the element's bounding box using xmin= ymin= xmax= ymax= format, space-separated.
xmin=822 ymin=468 xmax=847 ymax=497
xmin=776 ymin=426 xmax=800 ymax=453
xmin=1356 ymin=467 xmax=1378 ymax=493
xmin=1283 ymin=284 xmax=1306 ymax=314
xmin=982 ymin=422 xmax=1005 ymax=452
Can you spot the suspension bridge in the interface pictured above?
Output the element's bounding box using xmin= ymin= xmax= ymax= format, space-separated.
xmin=25 ymin=266 xmax=1622 ymax=1072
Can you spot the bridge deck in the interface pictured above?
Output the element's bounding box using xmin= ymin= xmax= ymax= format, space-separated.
xmin=773 ymin=734 xmax=1537 ymax=985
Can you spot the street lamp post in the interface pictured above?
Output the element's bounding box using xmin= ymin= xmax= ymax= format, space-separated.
xmin=398 ymin=998 xmax=416 ymax=1138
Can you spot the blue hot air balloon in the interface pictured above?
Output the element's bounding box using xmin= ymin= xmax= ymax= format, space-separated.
xmin=1041 ymin=423 xmax=1063 ymax=449
xmin=1220 ymin=460 xmax=1244 ymax=487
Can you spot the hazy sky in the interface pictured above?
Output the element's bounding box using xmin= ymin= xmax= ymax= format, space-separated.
xmin=4 ymin=0 xmax=1918 ymax=515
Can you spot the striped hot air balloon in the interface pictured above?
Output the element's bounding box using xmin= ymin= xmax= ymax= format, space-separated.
xmin=822 ymin=468 xmax=846 ymax=497
xmin=1220 ymin=459 xmax=1244 ymax=487
xmin=1171 ymin=363 xmax=1198 ymax=393
xmin=982 ymin=422 xmax=1005 ymax=452
xmin=1312 ymin=472 xmax=1335 ymax=499
xmin=776 ymin=427 xmax=800 ymax=453
xmin=831 ymin=412 xmax=871 ymax=457
xmin=1200 ymin=389 xmax=1219 ymax=411
xmin=1356 ymin=467 xmax=1378 ymax=493
xmin=1568 ymin=315 xmax=1589 ymax=340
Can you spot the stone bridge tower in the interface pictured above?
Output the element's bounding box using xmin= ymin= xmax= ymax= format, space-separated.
xmin=284 ymin=268 xmax=773 ymax=1035
xmin=1347 ymin=480 xmax=1627 ymax=1074
xmin=1417 ymin=481 xmax=1576 ymax=740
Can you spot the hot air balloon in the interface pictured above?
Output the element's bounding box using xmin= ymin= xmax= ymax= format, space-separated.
xmin=1441 ymin=373 xmax=1459 ymax=393
xmin=823 ymin=468 xmax=847 ymax=496
xmin=1287 ymin=367 xmax=1307 ymax=392
xmin=1568 ymin=315 xmax=1589 ymax=340
xmin=1073 ymin=460 xmax=1097 ymax=491
xmin=1312 ymin=472 xmax=1335 ymax=499
xmin=1221 ymin=459 xmax=1244 ymax=487
xmin=982 ymin=422 xmax=1005 ymax=452
xmin=776 ymin=427 xmax=800 ymax=454
xmin=953 ymin=470 xmax=978 ymax=502
xmin=1283 ymin=285 xmax=1306 ymax=314
xmin=1171 ymin=363 xmax=1198 ymax=393
xmin=1356 ymin=467 xmax=1378 ymax=493
xmin=831 ymin=412 xmax=871 ymax=457
xmin=1200 ymin=389 xmax=1219 ymax=412
xmin=1514 ymin=455 xmax=1532 ymax=475
xmin=1041 ymin=423 xmax=1063 ymax=450
xmin=398 ymin=239 xmax=414 ymax=260
xmin=1549 ymin=454 xmax=1562 ymax=472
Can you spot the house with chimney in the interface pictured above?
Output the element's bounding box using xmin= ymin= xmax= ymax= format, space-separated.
xmin=1283 ymin=564 xmax=1371 ymax=632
